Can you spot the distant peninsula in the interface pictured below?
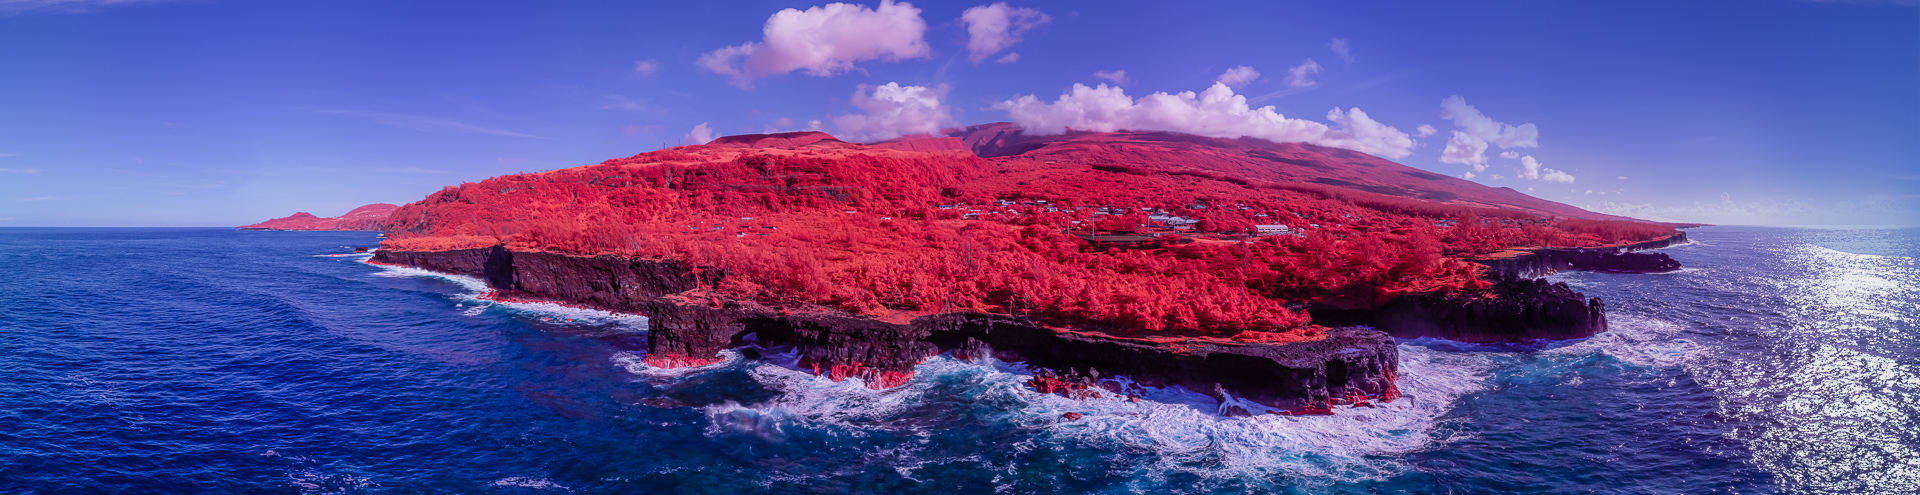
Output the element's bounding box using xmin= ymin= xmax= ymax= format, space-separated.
xmin=240 ymin=203 xmax=398 ymax=231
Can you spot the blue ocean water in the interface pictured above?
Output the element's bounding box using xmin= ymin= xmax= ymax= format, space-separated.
xmin=0 ymin=226 xmax=1913 ymax=494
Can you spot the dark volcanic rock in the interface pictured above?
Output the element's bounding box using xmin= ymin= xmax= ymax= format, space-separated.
xmin=1315 ymin=277 xmax=1607 ymax=343
xmin=370 ymin=247 xmax=1401 ymax=409
xmin=1479 ymin=232 xmax=1688 ymax=278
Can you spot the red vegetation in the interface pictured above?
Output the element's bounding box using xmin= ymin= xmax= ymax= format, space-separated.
xmin=241 ymin=203 xmax=398 ymax=231
xmin=380 ymin=126 xmax=1675 ymax=339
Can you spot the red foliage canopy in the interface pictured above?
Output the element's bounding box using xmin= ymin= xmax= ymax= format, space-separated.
xmin=381 ymin=134 xmax=1673 ymax=337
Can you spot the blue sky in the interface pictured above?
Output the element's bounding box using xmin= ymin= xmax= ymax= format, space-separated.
xmin=0 ymin=0 xmax=1914 ymax=226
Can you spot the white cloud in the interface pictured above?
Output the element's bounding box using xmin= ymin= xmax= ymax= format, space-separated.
xmin=319 ymin=110 xmax=542 ymax=139
xmin=992 ymin=82 xmax=1414 ymax=158
xmin=1492 ymin=174 xmax=1505 ymax=180
xmin=1217 ymin=66 xmax=1260 ymax=89
xmin=1440 ymin=95 xmax=1538 ymax=147
xmin=1326 ymin=107 xmax=1414 ymax=159
xmin=1328 ymin=38 xmax=1354 ymax=65
xmin=1435 ymin=96 xmax=1538 ymax=166
xmin=697 ymin=0 xmax=929 ymax=88
xmin=1440 ymin=131 xmax=1489 ymax=168
xmin=1414 ymin=124 xmax=1437 ymax=137
xmin=960 ymin=2 xmax=1049 ymax=63
xmin=1499 ymin=151 xmax=1519 ymax=159
xmin=1284 ymin=58 xmax=1322 ymax=88
xmin=831 ymin=82 xmax=955 ymax=142
xmin=686 ymin=123 xmax=717 ymax=145
xmin=1092 ymin=70 xmax=1128 ymax=85
xmin=0 ymin=167 xmax=41 ymax=175
xmin=1462 ymin=172 xmax=1477 ymax=180
xmin=1517 ymin=155 xmax=1575 ymax=183
xmin=1618 ymin=176 xmax=1629 ymax=180
xmin=995 ymin=52 xmax=1020 ymax=64
xmin=633 ymin=59 xmax=660 ymax=79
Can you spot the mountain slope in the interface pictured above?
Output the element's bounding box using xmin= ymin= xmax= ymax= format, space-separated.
xmin=945 ymin=122 xmax=1622 ymax=221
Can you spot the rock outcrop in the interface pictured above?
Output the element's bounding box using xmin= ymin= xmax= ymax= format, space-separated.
xmin=372 ymin=246 xmax=1401 ymax=410
xmin=1312 ymin=277 xmax=1610 ymax=343
xmin=1478 ymin=232 xmax=1688 ymax=278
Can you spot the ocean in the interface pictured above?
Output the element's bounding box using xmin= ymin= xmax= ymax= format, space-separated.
xmin=0 ymin=226 xmax=1913 ymax=494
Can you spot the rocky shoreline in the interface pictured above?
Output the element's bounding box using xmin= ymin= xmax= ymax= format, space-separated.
xmin=371 ymin=246 xmax=1399 ymax=412
xmin=1477 ymin=232 xmax=1689 ymax=279
xmin=370 ymin=237 xmax=1684 ymax=408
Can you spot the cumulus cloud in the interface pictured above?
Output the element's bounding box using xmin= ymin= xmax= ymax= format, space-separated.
xmin=960 ymin=2 xmax=1048 ymax=63
xmin=1435 ymin=96 xmax=1539 ymax=166
xmin=1217 ymin=66 xmax=1260 ymax=89
xmin=1092 ymin=70 xmax=1128 ymax=85
xmin=1414 ymin=124 xmax=1437 ymax=137
xmin=1517 ymin=155 xmax=1575 ymax=183
xmin=1499 ymin=151 xmax=1520 ymax=159
xmin=633 ymin=59 xmax=660 ymax=79
xmin=1326 ymin=107 xmax=1414 ymax=159
xmin=686 ymin=123 xmax=717 ymax=145
xmin=995 ymin=53 xmax=1019 ymax=64
xmin=1441 ymin=132 xmax=1489 ymax=170
xmin=1328 ymin=38 xmax=1354 ymax=65
xmin=992 ymin=82 xmax=1414 ymax=158
xmin=831 ymin=82 xmax=955 ymax=142
xmin=697 ymin=0 xmax=929 ymax=88
xmin=1284 ymin=59 xmax=1322 ymax=88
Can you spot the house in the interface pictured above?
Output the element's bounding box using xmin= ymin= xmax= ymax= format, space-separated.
xmin=1255 ymin=224 xmax=1290 ymax=235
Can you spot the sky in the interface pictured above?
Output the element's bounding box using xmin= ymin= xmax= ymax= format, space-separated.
xmin=0 ymin=0 xmax=1915 ymax=227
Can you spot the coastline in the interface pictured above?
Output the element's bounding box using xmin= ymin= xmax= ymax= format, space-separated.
xmin=370 ymin=246 xmax=1402 ymax=413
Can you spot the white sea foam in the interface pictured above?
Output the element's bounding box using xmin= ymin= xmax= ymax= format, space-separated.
xmin=362 ymin=259 xmax=649 ymax=333
xmin=363 ymin=262 xmax=492 ymax=293
xmin=491 ymin=477 xmax=569 ymax=491
xmin=1546 ymin=314 xmax=1699 ymax=369
xmin=486 ymin=299 xmax=649 ymax=334
xmin=687 ymin=346 xmax=1496 ymax=487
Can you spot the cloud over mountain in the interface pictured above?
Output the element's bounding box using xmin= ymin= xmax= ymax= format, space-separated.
xmin=831 ymin=82 xmax=955 ymax=142
xmin=697 ymin=0 xmax=929 ymax=88
xmin=992 ymin=81 xmax=1414 ymax=158
xmin=1518 ymin=155 xmax=1574 ymax=183
xmin=960 ymin=2 xmax=1048 ymax=63
xmin=1437 ymin=95 xmax=1539 ymax=166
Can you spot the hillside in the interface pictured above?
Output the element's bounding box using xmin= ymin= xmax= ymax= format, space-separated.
xmin=240 ymin=203 xmax=398 ymax=231
xmin=378 ymin=125 xmax=1672 ymax=337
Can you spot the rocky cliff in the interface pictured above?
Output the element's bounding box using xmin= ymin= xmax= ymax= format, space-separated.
xmin=371 ymin=246 xmax=1401 ymax=411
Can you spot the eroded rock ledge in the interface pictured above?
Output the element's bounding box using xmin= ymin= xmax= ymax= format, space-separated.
xmin=1478 ymin=232 xmax=1689 ymax=279
xmin=370 ymin=246 xmax=1398 ymax=411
